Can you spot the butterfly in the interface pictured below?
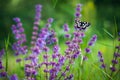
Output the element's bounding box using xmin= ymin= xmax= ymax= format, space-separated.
xmin=74 ymin=19 xmax=90 ymax=31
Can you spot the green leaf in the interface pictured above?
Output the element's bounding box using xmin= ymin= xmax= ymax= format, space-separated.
xmin=103 ymin=29 xmax=114 ymax=39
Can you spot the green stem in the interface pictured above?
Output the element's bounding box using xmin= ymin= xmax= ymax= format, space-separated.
xmin=5 ymin=50 xmax=8 ymax=72
xmin=5 ymin=35 xmax=9 ymax=72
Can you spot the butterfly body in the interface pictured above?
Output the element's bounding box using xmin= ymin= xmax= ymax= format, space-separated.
xmin=75 ymin=19 xmax=90 ymax=31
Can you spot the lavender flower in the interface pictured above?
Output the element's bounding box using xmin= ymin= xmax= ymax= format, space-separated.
xmin=98 ymin=51 xmax=106 ymax=69
xmin=64 ymin=34 xmax=71 ymax=39
xmin=16 ymin=58 xmax=22 ymax=63
xmin=10 ymin=74 xmax=18 ymax=80
xmin=48 ymin=18 xmax=54 ymax=23
xmin=31 ymin=5 xmax=42 ymax=46
xmin=0 ymin=49 xmax=5 ymax=58
xmin=85 ymin=48 xmax=91 ymax=53
xmin=88 ymin=34 xmax=97 ymax=46
xmin=110 ymin=66 xmax=116 ymax=72
xmin=0 ymin=61 xmax=4 ymax=69
xmin=25 ymin=63 xmax=37 ymax=80
xmin=12 ymin=17 xmax=27 ymax=56
xmin=75 ymin=4 xmax=82 ymax=18
xmin=63 ymin=24 xmax=69 ymax=32
xmin=53 ymin=45 xmax=60 ymax=53
xmin=0 ymin=72 xmax=7 ymax=77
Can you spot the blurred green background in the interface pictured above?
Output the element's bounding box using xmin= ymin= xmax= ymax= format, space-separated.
xmin=0 ymin=0 xmax=120 ymax=49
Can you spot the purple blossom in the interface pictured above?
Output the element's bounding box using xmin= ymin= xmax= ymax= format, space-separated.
xmin=115 ymin=46 xmax=120 ymax=50
xmin=101 ymin=63 xmax=106 ymax=68
xmin=53 ymin=45 xmax=60 ymax=53
xmin=58 ymin=56 xmax=66 ymax=65
xmin=65 ymin=74 xmax=74 ymax=80
xmin=85 ymin=48 xmax=91 ymax=53
xmin=25 ymin=63 xmax=37 ymax=79
xmin=76 ymin=7 xmax=81 ymax=11
xmin=43 ymin=54 xmax=49 ymax=59
xmin=46 ymin=23 xmax=51 ymax=28
xmin=88 ymin=34 xmax=97 ymax=46
xmin=0 ymin=72 xmax=7 ymax=77
xmin=10 ymin=74 xmax=18 ymax=80
xmin=33 ymin=26 xmax=39 ymax=31
xmin=66 ymin=65 xmax=70 ymax=71
xmin=13 ymin=17 xmax=21 ymax=23
xmin=65 ymin=41 xmax=71 ymax=45
xmin=43 ymin=46 xmax=49 ymax=52
xmin=12 ymin=17 xmax=27 ymax=56
xmin=64 ymin=34 xmax=71 ymax=38
xmin=110 ymin=66 xmax=116 ymax=72
xmin=98 ymin=51 xmax=102 ymax=58
xmin=83 ymin=56 xmax=88 ymax=61
xmin=48 ymin=18 xmax=54 ymax=23
xmin=72 ymin=51 xmax=80 ymax=59
xmin=0 ymin=49 xmax=5 ymax=58
xmin=63 ymin=24 xmax=69 ymax=32
xmin=74 ymin=4 xmax=82 ymax=18
xmin=98 ymin=51 xmax=106 ymax=68
xmin=112 ymin=59 xmax=118 ymax=64
xmin=114 ymin=52 xmax=120 ymax=57
xmin=36 ymin=38 xmax=46 ymax=48
xmin=77 ymin=4 xmax=82 ymax=7
xmin=75 ymin=11 xmax=81 ymax=18
xmin=80 ymin=32 xmax=85 ymax=37
xmin=0 ymin=61 xmax=4 ymax=69
xmin=16 ymin=58 xmax=22 ymax=63
xmin=61 ymin=72 xmax=66 ymax=77
xmin=73 ymin=32 xmax=81 ymax=38
xmin=31 ymin=4 xmax=42 ymax=46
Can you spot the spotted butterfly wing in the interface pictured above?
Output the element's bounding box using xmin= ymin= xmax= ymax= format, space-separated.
xmin=75 ymin=19 xmax=90 ymax=31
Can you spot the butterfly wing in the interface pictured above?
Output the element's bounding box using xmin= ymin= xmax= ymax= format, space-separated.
xmin=75 ymin=19 xmax=90 ymax=31
xmin=81 ymin=22 xmax=90 ymax=30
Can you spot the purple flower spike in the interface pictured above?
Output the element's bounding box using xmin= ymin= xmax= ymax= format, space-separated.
xmin=98 ymin=51 xmax=106 ymax=69
xmin=88 ymin=34 xmax=97 ymax=46
xmin=35 ymin=4 xmax=42 ymax=12
xmin=10 ymin=74 xmax=18 ymax=80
